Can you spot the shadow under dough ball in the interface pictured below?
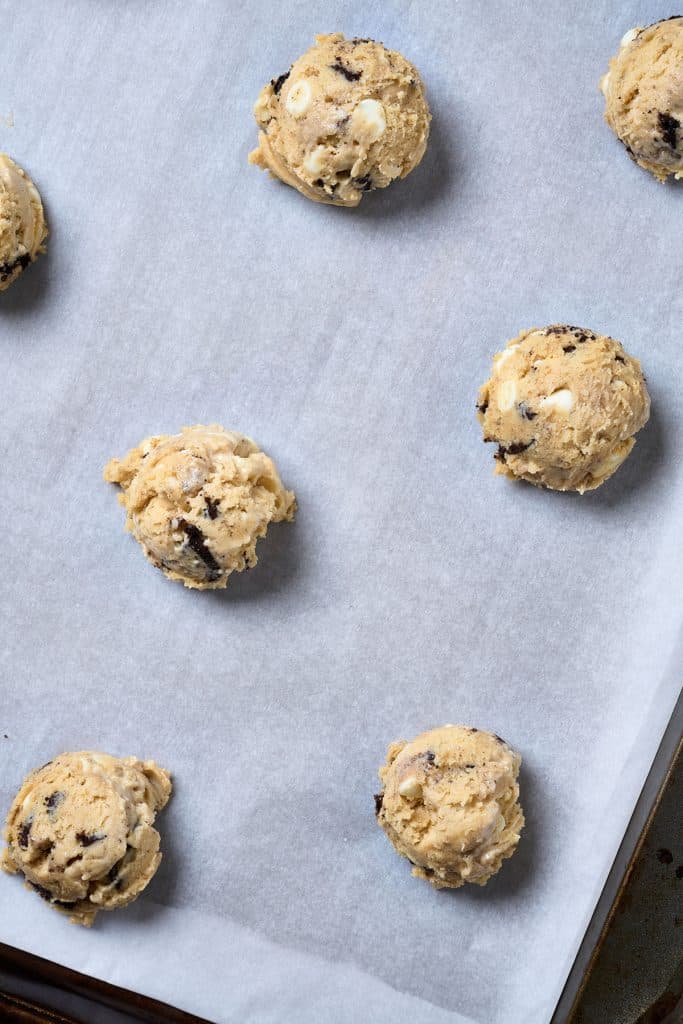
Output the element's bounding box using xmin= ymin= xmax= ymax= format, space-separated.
xmin=0 ymin=153 xmax=47 ymax=290
xmin=477 ymin=326 xmax=650 ymax=493
xmin=376 ymin=725 xmax=524 ymax=889
xmin=1 ymin=752 xmax=171 ymax=926
xmin=249 ymin=33 xmax=431 ymax=207
xmin=104 ymin=424 xmax=296 ymax=589
xmin=601 ymin=18 xmax=683 ymax=181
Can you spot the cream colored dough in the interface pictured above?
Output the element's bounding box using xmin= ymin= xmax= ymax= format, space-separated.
xmin=2 ymin=752 xmax=171 ymax=926
xmin=601 ymin=18 xmax=683 ymax=181
xmin=249 ymin=33 xmax=430 ymax=207
xmin=477 ymin=326 xmax=650 ymax=493
xmin=376 ymin=725 xmax=524 ymax=889
xmin=0 ymin=153 xmax=47 ymax=290
xmin=104 ymin=425 xmax=296 ymax=589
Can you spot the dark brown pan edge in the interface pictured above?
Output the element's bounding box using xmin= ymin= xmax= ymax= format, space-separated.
xmin=0 ymin=942 xmax=214 ymax=1024
xmin=554 ymin=689 xmax=683 ymax=1023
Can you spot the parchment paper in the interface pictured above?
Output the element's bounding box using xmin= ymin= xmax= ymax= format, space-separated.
xmin=1 ymin=2 xmax=681 ymax=1022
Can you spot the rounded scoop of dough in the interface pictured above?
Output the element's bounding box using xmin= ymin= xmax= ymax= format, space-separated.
xmin=249 ymin=33 xmax=431 ymax=207
xmin=601 ymin=18 xmax=683 ymax=181
xmin=1 ymin=751 xmax=172 ymax=926
xmin=104 ymin=425 xmax=296 ymax=590
xmin=477 ymin=326 xmax=650 ymax=493
xmin=376 ymin=725 xmax=524 ymax=888
xmin=0 ymin=154 xmax=47 ymax=291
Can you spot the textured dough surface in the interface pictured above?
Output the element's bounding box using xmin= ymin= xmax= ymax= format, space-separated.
xmin=0 ymin=153 xmax=47 ymax=290
xmin=601 ymin=18 xmax=683 ymax=181
xmin=477 ymin=326 xmax=650 ymax=493
xmin=104 ymin=424 xmax=295 ymax=589
xmin=376 ymin=725 xmax=524 ymax=889
xmin=2 ymin=752 xmax=171 ymax=926
xmin=249 ymin=33 xmax=430 ymax=207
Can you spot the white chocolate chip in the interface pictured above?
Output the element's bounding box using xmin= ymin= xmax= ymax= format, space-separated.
xmin=379 ymin=158 xmax=402 ymax=179
xmin=620 ymin=27 xmax=641 ymax=48
xmin=285 ymin=80 xmax=313 ymax=117
xmin=599 ymin=71 xmax=611 ymax=96
xmin=398 ymin=776 xmax=423 ymax=800
xmin=497 ymin=379 xmax=518 ymax=412
xmin=304 ymin=145 xmax=327 ymax=175
xmin=590 ymin=442 xmax=632 ymax=479
xmin=351 ymin=98 xmax=386 ymax=141
xmin=494 ymin=343 xmax=520 ymax=372
xmin=541 ymin=388 xmax=575 ymax=412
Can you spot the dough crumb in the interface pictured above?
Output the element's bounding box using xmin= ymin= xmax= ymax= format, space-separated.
xmin=2 ymin=752 xmax=171 ymax=926
xmin=0 ymin=153 xmax=47 ymax=291
xmin=104 ymin=425 xmax=296 ymax=589
xmin=376 ymin=725 xmax=524 ymax=888
xmin=249 ymin=33 xmax=431 ymax=207
xmin=601 ymin=18 xmax=683 ymax=181
xmin=477 ymin=326 xmax=650 ymax=493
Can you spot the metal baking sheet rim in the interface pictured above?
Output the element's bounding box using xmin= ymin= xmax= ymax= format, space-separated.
xmin=553 ymin=688 xmax=683 ymax=1024
xmin=1 ymin=694 xmax=681 ymax=1024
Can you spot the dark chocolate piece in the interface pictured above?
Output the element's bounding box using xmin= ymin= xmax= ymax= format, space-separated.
xmin=518 ymin=402 xmax=537 ymax=420
xmin=45 ymin=791 xmax=64 ymax=813
xmin=563 ymin=344 xmax=576 ymax=354
xmin=0 ymin=252 xmax=31 ymax=282
xmin=205 ymin=497 xmax=220 ymax=520
xmin=545 ymin=325 xmax=596 ymax=343
xmin=424 ymin=751 xmax=436 ymax=766
xmin=353 ymin=174 xmax=374 ymax=192
xmin=272 ymin=70 xmax=290 ymax=95
xmin=657 ymin=848 xmax=674 ymax=865
xmin=18 ymin=820 xmax=32 ymax=849
xmin=477 ymin=399 xmax=489 ymax=415
xmin=374 ymin=792 xmax=384 ymax=815
xmin=330 ymin=60 xmax=362 ymax=81
xmin=615 ymin=355 xmax=625 ymax=364
xmin=76 ymin=831 xmax=105 ymax=846
xmin=495 ymin=440 xmax=533 ymax=461
xmin=178 ymin=519 xmax=221 ymax=578
xmin=658 ymin=111 xmax=679 ymax=150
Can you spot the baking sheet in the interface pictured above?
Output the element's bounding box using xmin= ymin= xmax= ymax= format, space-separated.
xmin=1 ymin=1 xmax=681 ymax=1022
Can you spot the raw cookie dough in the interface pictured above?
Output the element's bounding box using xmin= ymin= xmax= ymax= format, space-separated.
xmin=0 ymin=153 xmax=47 ymax=290
xmin=249 ymin=33 xmax=430 ymax=207
xmin=600 ymin=18 xmax=683 ymax=181
xmin=2 ymin=751 xmax=171 ymax=926
xmin=104 ymin=425 xmax=296 ymax=589
xmin=376 ymin=725 xmax=524 ymax=889
xmin=477 ymin=326 xmax=650 ymax=493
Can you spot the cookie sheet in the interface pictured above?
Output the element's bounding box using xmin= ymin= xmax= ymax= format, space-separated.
xmin=1 ymin=2 xmax=681 ymax=1022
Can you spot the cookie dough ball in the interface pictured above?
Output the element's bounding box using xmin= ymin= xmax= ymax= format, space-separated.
xmin=477 ymin=326 xmax=650 ymax=493
xmin=2 ymin=752 xmax=171 ymax=926
xmin=0 ymin=154 xmax=47 ymax=291
xmin=376 ymin=725 xmax=524 ymax=889
xmin=104 ymin=425 xmax=296 ymax=590
xmin=249 ymin=33 xmax=430 ymax=207
xmin=601 ymin=19 xmax=683 ymax=181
